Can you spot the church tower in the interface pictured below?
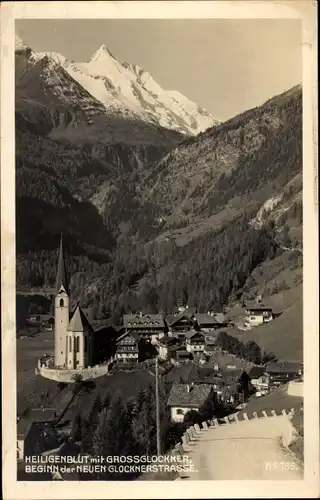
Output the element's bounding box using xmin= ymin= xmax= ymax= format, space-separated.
xmin=54 ymin=234 xmax=70 ymax=367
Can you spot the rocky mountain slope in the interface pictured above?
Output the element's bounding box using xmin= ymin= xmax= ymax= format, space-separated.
xmin=133 ymin=85 xmax=302 ymax=237
xmin=15 ymin=36 xmax=218 ymax=138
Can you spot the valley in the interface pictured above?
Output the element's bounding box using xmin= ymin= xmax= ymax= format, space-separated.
xmin=15 ymin=34 xmax=303 ymax=384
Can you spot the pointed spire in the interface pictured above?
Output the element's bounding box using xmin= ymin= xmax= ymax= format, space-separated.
xmin=55 ymin=233 xmax=69 ymax=295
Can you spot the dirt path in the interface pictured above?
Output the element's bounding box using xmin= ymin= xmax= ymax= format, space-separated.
xmin=180 ymin=416 xmax=302 ymax=480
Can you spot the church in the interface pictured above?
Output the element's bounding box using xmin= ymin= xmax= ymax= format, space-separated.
xmin=54 ymin=236 xmax=94 ymax=369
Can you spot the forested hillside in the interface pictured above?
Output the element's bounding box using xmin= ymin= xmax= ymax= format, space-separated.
xmin=16 ymin=85 xmax=302 ymax=327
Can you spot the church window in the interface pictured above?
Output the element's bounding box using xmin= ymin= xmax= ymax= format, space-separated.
xmin=69 ymin=336 xmax=72 ymax=352
xmin=76 ymin=337 xmax=80 ymax=353
xmin=60 ymin=298 xmax=64 ymax=307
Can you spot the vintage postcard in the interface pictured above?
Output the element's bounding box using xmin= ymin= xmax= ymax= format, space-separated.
xmin=1 ymin=1 xmax=318 ymax=498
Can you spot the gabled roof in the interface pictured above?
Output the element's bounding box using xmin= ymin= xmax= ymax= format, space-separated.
xmin=167 ymin=309 xmax=197 ymax=327
xmin=265 ymin=361 xmax=303 ymax=374
xmin=123 ymin=314 xmax=165 ymax=329
xmin=158 ymin=336 xmax=180 ymax=346
xmin=219 ymin=368 xmax=245 ymax=381
xmin=116 ymin=330 xmax=141 ymax=344
xmin=194 ymin=313 xmax=217 ymax=326
xmin=167 ymin=383 xmax=212 ymax=408
xmin=185 ymin=329 xmax=205 ymax=340
xmin=55 ymin=234 xmax=69 ymax=295
xmin=245 ymin=301 xmax=272 ymax=311
xmin=67 ymin=304 xmax=93 ymax=332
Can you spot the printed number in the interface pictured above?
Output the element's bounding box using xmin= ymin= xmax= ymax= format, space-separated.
xmin=265 ymin=462 xmax=298 ymax=471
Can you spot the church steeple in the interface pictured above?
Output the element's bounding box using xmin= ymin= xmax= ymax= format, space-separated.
xmin=55 ymin=233 xmax=69 ymax=295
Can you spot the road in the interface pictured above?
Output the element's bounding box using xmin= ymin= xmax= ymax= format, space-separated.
xmin=180 ymin=415 xmax=302 ymax=480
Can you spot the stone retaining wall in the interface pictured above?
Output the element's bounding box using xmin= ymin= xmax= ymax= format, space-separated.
xmin=36 ymin=363 xmax=109 ymax=382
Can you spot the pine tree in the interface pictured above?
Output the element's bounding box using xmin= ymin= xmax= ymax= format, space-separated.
xmin=71 ymin=412 xmax=82 ymax=443
xmin=81 ymin=393 xmax=101 ymax=454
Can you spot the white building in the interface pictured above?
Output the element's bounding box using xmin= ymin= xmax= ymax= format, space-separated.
xmin=185 ymin=330 xmax=205 ymax=353
xmin=167 ymin=383 xmax=213 ymax=423
xmin=245 ymin=302 xmax=273 ymax=327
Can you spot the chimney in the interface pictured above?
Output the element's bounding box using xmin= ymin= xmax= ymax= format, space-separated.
xmin=187 ymin=382 xmax=194 ymax=393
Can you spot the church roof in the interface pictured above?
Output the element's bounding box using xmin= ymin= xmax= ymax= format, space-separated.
xmin=56 ymin=234 xmax=69 ymax=295
xmin=67 ymin=304 xmax=92 ymax=332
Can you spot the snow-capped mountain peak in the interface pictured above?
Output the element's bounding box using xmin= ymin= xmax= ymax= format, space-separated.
xmin=15 ymin=36 xmax=219 ymax=135
xmin=36 ymin=51 xmax=66 ymax=65
xmin=90 ymin=44 xmax=116 ymax=62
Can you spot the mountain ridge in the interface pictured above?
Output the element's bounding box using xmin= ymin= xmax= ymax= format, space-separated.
xmin=15 ymin=36 xmax=219 ymax=136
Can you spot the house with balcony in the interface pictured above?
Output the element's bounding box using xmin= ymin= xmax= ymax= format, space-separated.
xmin=265 ymin=361 xmax=303 ymax=386
xmin=185 ymin=330 xmax=205 ymax=354
xmin=245 ymin=302 xmax=273 ymax=326
xmin=166 ymin=307 xmax=198 ymax=339
xmin=114 ymin=331 xmax=141 ymax=364
xmin=122 ymin=313 xmax=167 ymax=344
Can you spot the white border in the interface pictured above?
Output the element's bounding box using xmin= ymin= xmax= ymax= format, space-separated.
xmin=1 ymin=1 xmax=318 ymax=499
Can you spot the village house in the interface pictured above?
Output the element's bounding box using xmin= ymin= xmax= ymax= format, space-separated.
xmin=248 ymin=366 xmax=270 ymax=395
xmin=26 ymin=314 xmax=55 ymax=331
xmin=114 ymin=331 xmax=142 ymax=364
xmin=166 ymin=307 xmax=198 ymax=339
xmin=203 ymin=330 xmax=218 ymax=355
xmin=17 ymin=408 xmax=57 ymax=460
xmin=157 ymin=336 xmax=181 ymax=361
xmin=194 ymin=312 xmax=229 ymax=331
xmin=122 ymin=313 xmax=167 ymax=344
xmin=245 ymin=301 xmax=273 ymax=326
xmin=265 ymin=361 xmax=303 ymax=386
xmin=167 ymin=383 xmax=213 ymax=423
xmin=219 ymin=369 xmax=251 ymax=402
xmin=174 ymin=349 xmax=193 ymax=363
xmin=185 ymin=330 xmax=205 ymax=354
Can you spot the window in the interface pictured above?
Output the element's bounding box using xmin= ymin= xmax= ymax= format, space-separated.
xmin=76 ymin=337 xmax=80 ymax=353
xmin=59 ymin=298 xmax=64 ymax=307
xmin=176 ymin=409 xmax=184 ymax=415
xmin=69 ymin=336 xmax=72 ymax=352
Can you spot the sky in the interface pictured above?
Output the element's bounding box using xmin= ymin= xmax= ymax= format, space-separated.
xmin=15 ymin=19 xmax=302 ymax=121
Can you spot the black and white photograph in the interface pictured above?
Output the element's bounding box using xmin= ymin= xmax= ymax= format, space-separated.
xmin=1 ymin=1 xmax=318 ymax=498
